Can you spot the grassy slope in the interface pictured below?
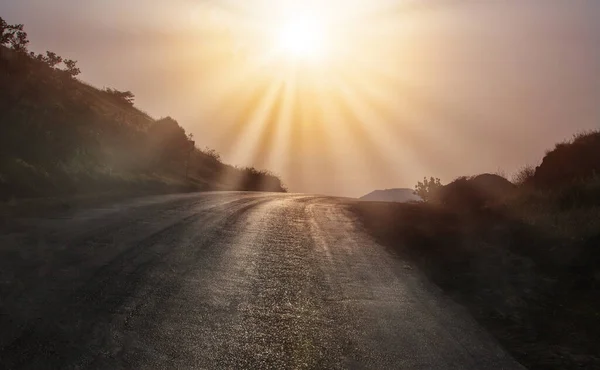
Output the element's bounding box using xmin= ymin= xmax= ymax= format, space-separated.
xmin=0 ymin=46 xmax=285 ymax=199
xmin=349 ymin=198 xmax=600 ymax=370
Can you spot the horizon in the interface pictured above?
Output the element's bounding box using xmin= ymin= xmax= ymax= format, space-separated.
xmin=2 ymin=0 xmax=600 ymax=197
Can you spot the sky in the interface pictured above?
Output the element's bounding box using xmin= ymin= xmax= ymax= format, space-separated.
xmin=2 ymin=0 xmax=600 ymax=197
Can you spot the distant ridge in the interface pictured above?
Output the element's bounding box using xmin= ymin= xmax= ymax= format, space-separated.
xmin=359 ymin=188 xmax=422 ymax=203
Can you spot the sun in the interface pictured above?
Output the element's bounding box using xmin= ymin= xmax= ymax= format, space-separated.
xmin=276 ymin=17 xmax=327 ymax=61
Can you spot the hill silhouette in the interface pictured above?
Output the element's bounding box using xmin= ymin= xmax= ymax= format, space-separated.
xmin=360 ymin=188 xmax=421 ymax=203
xmin=0 ymin=16 xmax=285 ymax=200
xmin=436 ymin=173 xmax=515 ymax=209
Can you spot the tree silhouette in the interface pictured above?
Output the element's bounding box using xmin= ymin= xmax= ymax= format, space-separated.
xmin=44 ymin=51 xmax=63 ymax=68
xmin=1 ymin=17 xmax=28 ymax=52
xmin=29 ymin=51 xmax=44 ymax=62
xmin=0 ymin=17 xmax=10 ymax=44
xmin=11 ymin=29 xmax=29 ymax=52
xmin=415 ymin=176 xmax=442 ymax=202
xmin=63 ymin=59 xmax=80 ymax=77
xmin=1 ymin=17 xmax=18 ymax=45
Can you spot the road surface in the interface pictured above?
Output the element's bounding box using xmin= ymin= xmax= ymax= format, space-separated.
xmin=0 ymin=192 xmax=524 ymax=369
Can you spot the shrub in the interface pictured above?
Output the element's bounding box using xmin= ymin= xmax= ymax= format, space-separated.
xmin=104 ymin=88 xmax=135 ymax=106
xmin=414 ymin=176 xmax=442 ymax=202
xmin=534 ymin=130 xmax=600 ymax=188
xmin=437 ymin=174 xmax=515 ymax=210
xmin=512 ymin=165 xmax=536 ymax=187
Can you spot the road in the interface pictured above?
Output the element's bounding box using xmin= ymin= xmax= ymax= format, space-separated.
xmin=0 ymin=192 xmax=524 ymax=369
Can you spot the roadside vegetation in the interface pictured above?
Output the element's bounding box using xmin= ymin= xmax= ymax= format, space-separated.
xmin=0 ymin=16 xmax=286 ymax=201
xmin=351 ymin=130 xmax=600 ymax=370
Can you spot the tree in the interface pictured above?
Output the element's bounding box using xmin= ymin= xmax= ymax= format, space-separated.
xmin=43 ymin=51 xmax=63 ymax=68
xmin=1 ymin=17 xmax=17 ymax=45
xmin=1 ymin=17 xmax=28 ymax=52
xmin=0 ymin=17 xmax=9 ymax=45
xmin=63 ymin=59 xmax=81 ymax=77
xmin=414 ymin=176 xmax=442 ymax=202
xmin=11 ymin=29 xmax=29 ymax=52
xmin=29 ymin=51 xmax=44 ymax=62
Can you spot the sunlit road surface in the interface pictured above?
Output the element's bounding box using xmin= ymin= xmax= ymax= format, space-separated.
xmin=0 ymin=193 xmax=524 ymax=369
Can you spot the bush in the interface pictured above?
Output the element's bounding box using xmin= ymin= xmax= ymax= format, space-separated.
xmin=534 ymin=130 xmax=600 ymax=188
xmin=435 ymin=174 xmax=515 ymax=210
xmin=512 ymin=165 xmax=536 ymax=186
xmin=236 ymin=167 xmax=287 ymax=192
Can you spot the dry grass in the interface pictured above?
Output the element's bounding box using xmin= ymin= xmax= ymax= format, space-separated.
xmin=349 ymin=195 xmax=600 ymax=370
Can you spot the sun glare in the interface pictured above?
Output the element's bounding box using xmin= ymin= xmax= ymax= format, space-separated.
xmin=276 ymin=17 xmax=327 ymax=61
xmin=203 ymin=0 xmax=416 ymax=190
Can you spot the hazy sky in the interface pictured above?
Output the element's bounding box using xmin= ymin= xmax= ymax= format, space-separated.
xmin=2 ymin=1 xmax=600 ymax=197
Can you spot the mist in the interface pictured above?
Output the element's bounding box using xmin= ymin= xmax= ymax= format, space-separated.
xmin=2 ymin=0 xmax=599 ymax=196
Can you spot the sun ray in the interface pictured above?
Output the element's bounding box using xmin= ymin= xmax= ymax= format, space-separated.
xmin=215 ymin=76 xmax=273 ymax=149
xmin=329 ymin=74 xmax=408 ymax=187
xmin=246 ymin=82 xmax=285 ymax=170
xmin=308 ymin=73 xmax=358 ymax=194
xmin=338 ymin=54 xmax=470 ymax=174
xmin=215 ymin=80 xmax=284 ymax=189
xmin=335 ymin=61 xmax=428 ymax=174
xmin=190 ymin=0 xmax=454 ymax=192
xmin=269 ymin=73 xmax=296 ymax=182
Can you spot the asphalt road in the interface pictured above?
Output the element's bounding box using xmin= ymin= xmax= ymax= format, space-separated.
xmin=0 ymin=192 xmax=524 ymax=369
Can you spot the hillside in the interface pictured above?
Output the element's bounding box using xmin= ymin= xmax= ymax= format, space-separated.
xmin=351 ymin=131 xmax=600 ymax=370
xmin=0 ymin=17 xmax=285 ymax=200
xmin=359 ymin=188 xmax=421 ymax=203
